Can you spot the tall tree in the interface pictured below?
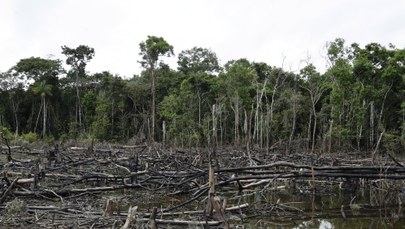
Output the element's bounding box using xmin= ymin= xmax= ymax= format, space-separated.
xmin=265 ymin=66 xmax=288 ymax=149
xmin=177 ymin=47 xmax=221 ymax=126
xmin=177 ymin=47 xmax=221 ymax=74
xmin=221 ymin=59 xmax=256 ymax=145
xmin=61 ymin=45 xmax=95 ymax=131
xmin=300 ymin=64 xmax=327 ymax=153
xmin=32 ymin=81 xmax=52 ymax=137
xmin=325 ymin=38 xmax=356 ymax=150
xmin=126 ymin=75 xmax=152 ymax=142
xmin=0 ymin=71 xmax=25 ymax=136
xmin=12 ymin=57 xmax=63 ymax=136
xmin=139 ymin=36 xmax=173 ymax=141
xmin=13 ymin=57 xmax=63 ymax=82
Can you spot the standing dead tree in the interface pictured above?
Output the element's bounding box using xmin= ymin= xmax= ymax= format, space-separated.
xmin=1 ymin=129 xmax=12 ymax=162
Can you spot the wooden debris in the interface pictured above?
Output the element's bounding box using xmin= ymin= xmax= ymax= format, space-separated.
xmin=121 ymin=206 xmax=138 ymax=229
xmin=0 ymin=144 xmax=404 ymax=228
xmin=103 ymin=199 xmax=119 ymax=217
xmin=149 ymin=207 xmax=157 ymax=229
xmin=0 ymin=178 xmax=19 ymax=204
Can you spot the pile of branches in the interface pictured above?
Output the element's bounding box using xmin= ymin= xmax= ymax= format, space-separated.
xmin=0 ymin=143 xmax=404 ymax=228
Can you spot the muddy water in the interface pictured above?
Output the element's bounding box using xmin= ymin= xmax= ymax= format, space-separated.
xmin=232 ymin=180 xmax=405 ymax=228
xmin=118 ymin=179 xmax=405 ymax=228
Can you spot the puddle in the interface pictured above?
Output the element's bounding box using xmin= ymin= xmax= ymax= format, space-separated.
xmin=224 ymin=179 xmax=405 ymax=228
xmin=105 ymin=175 xmax=405 ymax=228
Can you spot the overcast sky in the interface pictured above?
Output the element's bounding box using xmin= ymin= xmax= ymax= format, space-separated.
xmin=1 ymin=0 xmax=404 ymax=77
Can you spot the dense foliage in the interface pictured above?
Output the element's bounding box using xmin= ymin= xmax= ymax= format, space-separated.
xmin=0 ymin=38 xmax=404 ymax=153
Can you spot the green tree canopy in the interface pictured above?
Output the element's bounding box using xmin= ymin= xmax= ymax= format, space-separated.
xmin=177 ymin=47 xmax=220 ymax=74
xmin=139 ymin=35 xmax=174 ymax=141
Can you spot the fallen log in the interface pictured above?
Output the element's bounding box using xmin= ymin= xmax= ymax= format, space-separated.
xmin=16 ymin=178 xmax=35 ymax=184
xmin=13 ymin=184 xmax=143 ymax=198
xmin=138 ymin=218 xmax=222 ymax=226
xmin=218 ymin=161 xmax=405 ymax=174
xmin=1 ymin=145 xmax=404 ymax=228
xmin=0 ymin=178 xmax=19 ymax=204
xmin=215 ymin=170 xmax=405 ymax=188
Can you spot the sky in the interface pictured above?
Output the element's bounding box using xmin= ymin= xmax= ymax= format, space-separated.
xmin=1 ymin=0 xmax=405 ymax=78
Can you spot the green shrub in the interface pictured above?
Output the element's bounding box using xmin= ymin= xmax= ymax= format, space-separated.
xmin=383 ymin=132 xmax=402 ymax=154
xmin=21 ymin=132 xmax=37 ymax=143
xmin=0 ymin=127 xmax=13 ymax=140
xmin=4 ymin=198 xmax=27 ymax=222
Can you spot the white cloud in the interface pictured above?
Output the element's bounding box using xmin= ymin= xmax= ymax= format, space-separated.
xmin=1 ymin=0 xmax=404 ymax=77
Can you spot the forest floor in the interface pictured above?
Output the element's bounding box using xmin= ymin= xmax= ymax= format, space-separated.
xmin=0 ymin=143 xmax=404 ymax=228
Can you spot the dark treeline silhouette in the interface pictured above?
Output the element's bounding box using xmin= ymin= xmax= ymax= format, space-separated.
xmin=0 ymin=38 xmax=404 ymax=153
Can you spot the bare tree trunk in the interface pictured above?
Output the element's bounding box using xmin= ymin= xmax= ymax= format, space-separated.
xmin=212 ymin=104 xmax=217 ymax=149
xmin=245 ymin=105 xmax=254 ymax=151
xmin=269 ymin=90 xmax=276 ymax=128
xmin=301 ymin=86 xmax=325 ymax=153
xmin=260 ymin=113 xmax=264 ymax=149
xmin=151 ymin=68 xmax=156 ymax=141
xmin=307 ymin=112 xmax=312 ymax=150
xmin=198 ymin=90 xmax=201 ymax=125
xmin=357 ymin=99 xmax=366 ymax=152
xmin=254 ymin=111 xmax=258 ymax=144
xmin=235 ymin=106 xmax=239 ymax=145
xmin=231 ymin=98 xmax=240 ymax=146
xmin=111 ymin=99 xmax=115 ymax=138
xmin=42 ymin=95 xmax=46 ymax=137
xmin=370 ymin=101 xmax=375 ymax=147
xmin=311 ymin=112 xmax=317 ymax=153
xmin=288 ymin=93 xmax=297 ymax=153
xmin=243 ymin=109 xmax=248 ymax=145
xmin=162 ymin=121 xmax=166 ymax=146
xmin=328 ymin=119 xmax=333 ymax=154
xmin=11 ymin=100 xmax=19 ymax=136
xmin=254 ymin=78 xmax=268 ymax=147
xmin=372 ymin=130 xmax=385 ymax=164
xmin=147 ymin=118 xmax=151 ymax=143
xmin=76 ymin=71 xmax=82 ymax=128
xmin=337 ymin=106 xmax=343 ymax=148
xmin=220 ymin=111 xmax=223 ymax=147
xmin=34 ymin=103 xmax=43 ymax=134
xmin=378 ymin=84 xmax=392 ymax=128
xmin=265 ymin=111 xmax=269 ymax=152
xmin=357 ymin=124 xmax=362 ymax=152
xmin=376 ymin=84 xmax=392 ymax=140
xmin=267 ymin=69 xmax=286 ymax=149
xmin=310 ymin=92 xmax=318 ymax=153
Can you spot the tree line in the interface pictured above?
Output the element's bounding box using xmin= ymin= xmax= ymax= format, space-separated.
xmin=0 ymin=37 xmax=404 ymax=153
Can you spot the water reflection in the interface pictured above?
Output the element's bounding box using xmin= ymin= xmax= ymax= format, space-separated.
xmin=231 ymin=179 xmax=405 ymax=228
xmin=291 ymin=218 xmax=405 ymax=229
xmin=293 ymin=219 xmax=332 ymax=229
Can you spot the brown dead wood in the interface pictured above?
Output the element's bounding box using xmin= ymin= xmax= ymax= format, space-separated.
xmin=0 ymin=178 xmax=19 ymax=204
xmin=1 ymin=144 xmax=404 ymax=228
